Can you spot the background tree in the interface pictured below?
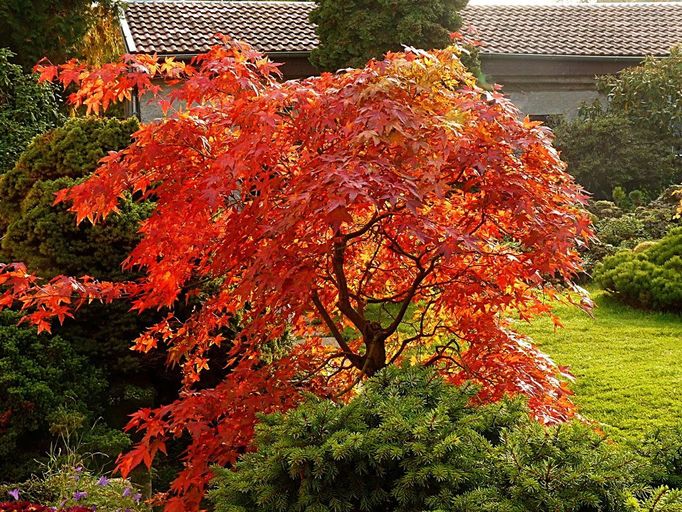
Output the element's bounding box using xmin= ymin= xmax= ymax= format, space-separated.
xmin=3 ymin=39 xmax=591 ymax=510
xmin=0 ymin=49 xmax=62 ymax=174
xmin=75 ymin=3 xmax=125 ymax=67
xmin=0 ymin=0 xmax=120 ymax=70
xmin=598 ymin=45 xmax=681 ymax=139
xmin=554 ymin=46 xmax=682 ymax=200
xmin=310 ymin=0 xmax=468 ymax=70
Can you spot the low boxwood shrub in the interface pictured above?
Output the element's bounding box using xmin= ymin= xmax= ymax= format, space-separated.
xmin=582 ymin=186 xmax=681 ymax=275
xmin=209 ymin=365 xmax=645 ymax=512
xmin=595 ymin=227 xmax=682 ymax=312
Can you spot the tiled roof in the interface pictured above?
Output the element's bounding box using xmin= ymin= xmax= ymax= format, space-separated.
xmin=461 ymin=3 xmax=682 ymax=57
xmin=121 ymin=1 xmax=318 ymax=54
xmin=120 ymin=0 xmax=682 ymax=58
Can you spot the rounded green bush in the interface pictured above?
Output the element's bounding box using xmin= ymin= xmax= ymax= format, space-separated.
xmin=0 ymin=116 xmax=147 ymax=279
xmin=595 ymin=228 xmax=682 ymax=312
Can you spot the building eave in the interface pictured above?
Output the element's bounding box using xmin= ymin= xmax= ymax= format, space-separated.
xmin=119 ymin=10 xmax=137 ymax=53
xmin=145 ymin=50 xmax=312 ymax=60
xmin=479 ymin=52 xmax=656 ymax=61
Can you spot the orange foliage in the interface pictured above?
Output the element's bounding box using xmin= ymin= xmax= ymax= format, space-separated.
xmin=1 ymin=37 xmax=594 ymax=510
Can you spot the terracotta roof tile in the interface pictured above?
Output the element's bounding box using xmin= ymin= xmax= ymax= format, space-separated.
xmin=461 ymin=3 xmax=682 ymax=57
xmin=121 ymin=1 xmax=318 ymax=54
xmin=120 ymin=0 xmax=682 ymax=58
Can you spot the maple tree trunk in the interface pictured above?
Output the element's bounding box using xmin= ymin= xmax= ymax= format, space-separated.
xmin=362 ymin=324 xmax=387 ymax=376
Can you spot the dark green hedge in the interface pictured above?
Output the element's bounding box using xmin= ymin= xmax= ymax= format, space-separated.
xmin=0 ymin=310 xmax=107 ymax=481
xmin=554 ymin=114 xmax=681 ymax=200
xmin=0 ymin=116 xmax=176 ymax=481
xmin=0 ymin=48 xmax=63 ymax=174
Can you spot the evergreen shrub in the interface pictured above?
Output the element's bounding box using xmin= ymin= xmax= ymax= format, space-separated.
xmin=0 ymin=49 xmax=63 ymax=174
xmin=0 ymin=311 xmax=106 ymax=481
xmin=595 ymin=227 xmax=682 ymax=312
xmin=209 ymin=365 xmax=644 ymax=512
xmin=0 ymin=116 xmax=146 ymax=278
xmin=0 ymin=116 xmax=170 ymax=480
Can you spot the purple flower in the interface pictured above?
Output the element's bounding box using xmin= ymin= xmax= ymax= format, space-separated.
xmin=133 ymin=492 xmax=142 ymax=504
xmin=7 ymin=488 xmax=20 ymax=501
xmin=97 ymin=476 xmax=110 ymax=486
xmin=73 ymin=490 xmax=88 ymax=501
xmin=75 ymin=465 xmax=83 ymax=472
xmin=122 ymin=487 xmax=133 ymax=498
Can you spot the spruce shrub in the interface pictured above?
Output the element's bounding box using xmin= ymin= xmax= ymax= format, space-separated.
xmin=625 ymin=487 xmax=682 ymax=512
xmin=0 ymin=116 xmax=147 ymax=278
xmin=209 ymin=366 xmax=644 ymax=512
xmin=639 ymin=424 xmax=682 ymax=490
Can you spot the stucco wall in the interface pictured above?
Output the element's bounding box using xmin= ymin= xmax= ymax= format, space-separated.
xmin=134 ymin=54 xmax=645 ymax=122
xmin=502 ymin=88 xmax=601 ymax=118
xmin=480 ymin=55 xmax=641 ymax=119
xmin=135 ymin=55 xmax=317 ymax=123
xmin=136 ymin=82 xmax=174 ymax=123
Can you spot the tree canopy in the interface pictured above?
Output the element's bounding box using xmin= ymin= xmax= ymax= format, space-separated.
xmin=1 ymin=38 xmax=591 ymax=511
xmin=0 ymin=49 xmax=63 ymax=173
xmin=310 ymin=0 xmax=468 ymax=70
xmin=554 ymin=46 xmax=682 ymax=200
xmin=0 ymin=0 xmax=119 ymax=70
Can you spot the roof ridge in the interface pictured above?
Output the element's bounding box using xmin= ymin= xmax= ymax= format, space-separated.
xmin=125 ymin=0 xmax=315 ymax=4
xmin=126 ymin=0 xmax=682 ymax=5
xmin=125 ymin=0 xmax=682 ymax=8
xmin=464 ymin=2 xmax=682 ymax=7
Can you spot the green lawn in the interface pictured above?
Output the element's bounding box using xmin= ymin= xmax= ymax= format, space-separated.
xmin=518 ymin=289 xmax=682 ymax=441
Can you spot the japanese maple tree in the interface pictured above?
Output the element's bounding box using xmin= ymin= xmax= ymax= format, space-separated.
xmin=0 ymin=38 xmax=592 ymax=511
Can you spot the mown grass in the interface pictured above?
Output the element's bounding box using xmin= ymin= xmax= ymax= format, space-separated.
xmin=518 ymin=288 xmax=682 ymax=441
